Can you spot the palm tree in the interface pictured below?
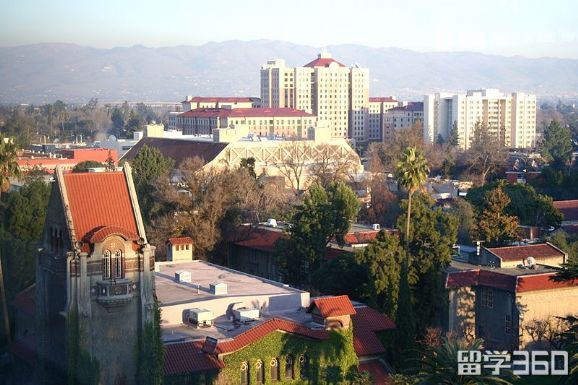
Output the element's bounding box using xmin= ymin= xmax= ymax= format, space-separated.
xmin=0 ymin=134 xmax=21 ymax=199
xmin=415 ymin=338 xmax=516 ymax=385
xmin=395 ymin=147 xmax=429 ymax=242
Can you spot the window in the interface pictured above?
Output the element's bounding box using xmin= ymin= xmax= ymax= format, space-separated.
xmin=103 ymin=250 xmax=111 ymax=279
xmin=285 ymin=356 xmax=294 ymax=380
xmin=256 ymin=360 xmax=264 ymax=384
xmin=299 ymin=355 xmax=309 ymax=379
xmin=240 ymin=362 xmax=249 ymax=385
xmin=114 ymin=250 xmax=123 ymax=279
xmin=270 ymin=358 xmax=279 ymax=381
xmin=481 ymin=287 xmax=494 ymax=308
xmin=505 ymin=314 xmax=512 ymax=334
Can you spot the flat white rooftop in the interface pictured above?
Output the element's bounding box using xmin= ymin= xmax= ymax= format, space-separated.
xmin=155 ymin=260 xmax=304 ymax=306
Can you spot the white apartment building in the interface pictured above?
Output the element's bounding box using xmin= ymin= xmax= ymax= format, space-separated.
xmin=424 ymin=89 xmax=536 ymax=150
xmin=181 ymin=96 xmax=261 ymax=112
xmin=261 ymin=52 xmax=370 ymax=142
xmin=368 ymin=97 xmax=400 ymax=141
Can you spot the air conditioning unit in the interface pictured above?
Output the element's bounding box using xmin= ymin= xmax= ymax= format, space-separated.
xmin=267 ymin=218 xmax=278 ymax=228
xmin=175 ymin=270 xmax=191 ymax=283
xmin=372 ymin=224 xmax=381 ymax=231
xmin=210 ymin=282 xmax=227 ymax=295
xmin=233 ymin=307 xmax=260 ymax=322
xmin=187 ymin=308 xmax=214 ymax=328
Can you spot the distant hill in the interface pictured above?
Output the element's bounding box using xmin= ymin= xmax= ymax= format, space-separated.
xmin=1 ymin=40 xmax=577 ymax=104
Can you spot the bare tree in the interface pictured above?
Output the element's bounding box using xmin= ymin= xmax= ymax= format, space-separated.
xmin=309 ymin=144 xmax=359 ymax=187
xmin=464 ymin=122 xmax=507 ymax=186
xmin=269 ymin=141 xmax=311 ymax=192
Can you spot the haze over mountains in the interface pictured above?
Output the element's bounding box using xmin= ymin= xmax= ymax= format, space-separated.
xmin=1 ymin=39 xmax=577 ymax=104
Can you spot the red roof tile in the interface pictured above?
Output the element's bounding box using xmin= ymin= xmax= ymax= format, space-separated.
xmin=89 ymin=225 xmax=139 ymax=243
xmin=234 ymin=229 xmax=284 ymax=253
xmin=304 ymin=57 xmax=346 ymax=68
xmin=215 ymin=318 xmax=329 ymax=355
xmin=63 ymin=172 xmax=139 ymax=244
xmin=343 ymin=231 xmax=379 ymax=245
xmin=308 ymin=295 xmax=357 ymax=318
xmin=517 ymin=273 xmax=578 ymax=292
xmin=486 ymin=243 xmax=565 ymax=262
xmin=11 ymin=284 xmax=35 ymax=316
xmin=352 ymin=307 xmax=396 ymax=332
xmin=182 ymin=97 xmax=258 ymax=104
xmin=446 ymin=270 xmax=480 ymax=289
xmin=369 ymin=97 xmax=398 ymax=103
xmin=359 ymin=360 xmax=391 ymax=385
xmin=164 ymin=340 xmax=224 ymax=375
xmin=553 ymin=200 xmax=578 ymax=222
xmin=168 ymin=237 xmax=193 ymax=246
xmin=180 ymin=107 xmax=313 ymax=119
xmin=353 ymin=326 xmax=386 ymax=356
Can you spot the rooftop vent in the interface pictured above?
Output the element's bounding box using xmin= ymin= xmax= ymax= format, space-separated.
xmin=233 ymin=307 xmax=260 ymax=322
xmin=372 ymin=223 xmax=381 ymax=231
xmin=267 ymin=218 xmax=278 ymax=228
xmin=175 ymin=270 xmax=191 ymax=283
xmin=187 ymin=308 xmax=214 ymax=328
xmin=210 ymin=282 xmax=227 ymax=295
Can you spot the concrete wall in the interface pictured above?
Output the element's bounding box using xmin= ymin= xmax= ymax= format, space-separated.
xmin=447 ymin=287 xmax=476 ymax=341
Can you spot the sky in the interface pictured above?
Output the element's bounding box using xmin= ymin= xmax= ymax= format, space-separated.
xmin=1 ymin=0 xmax=578 ymax=58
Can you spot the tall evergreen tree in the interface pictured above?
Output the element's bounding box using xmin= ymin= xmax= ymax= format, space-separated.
xmin=542 ymin=120 xmax=573 ymax=169
xmin=0 ymin=134 xmax=21 ymax=199
xmin=474 ymin=185 xmax=519 ymax=247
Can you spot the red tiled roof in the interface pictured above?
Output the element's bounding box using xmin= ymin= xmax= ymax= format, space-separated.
xmin=164 ymin=340 xmax=224 ymax=375
xmin=182 ymin=97 xmax=258 ymax=104
xmin=359 ymin=360 xmax=391 ymax=385
xmin=486 ymin=243 xmax=565 ymax=262
xmin=234 ymin=229 xmax=284 ymax=253
xmin=215 ymin=318 xmax=329 ymax=355
xmin=89 ymin=225 xmax=139 ymax=243
xmin=369 ymin=97 xmax=398 ymax=103
xmin=308 ymin=295 xmax=357 ymax=318
xmin=352 ymin=307 xmax=396 ymax=332
xmin=351 ymin=307 xmax=395 ymax=357
xmin=553 ymin=200 xmax=578 ymax=222
xmin=304 ymin=57 xmax=346 ymax=68
xmin=11 ymin=284 xmax=35 ymax=316
xmin=63 ymin=172 xmax=139 ymax=244
xmin=168 ymin=237 xmax=193 ymax=246
xmin=343 ymin=231 xmax=379 ymax=245
xmin=517 ymin=273 xmax=578 ymax=293
xmin=10 ymin=335 xmax=36 ymax=366
xmin=180 ymin=107 xmax=314 ymax=119
xmin=446 ymin=270 xmax=480 ymax=288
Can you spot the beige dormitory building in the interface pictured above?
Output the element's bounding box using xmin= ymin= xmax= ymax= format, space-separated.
xmin=424 ymin=89 xmax=537 ymax=149
xmin=261 ymin=51 xmax=371 ymax=143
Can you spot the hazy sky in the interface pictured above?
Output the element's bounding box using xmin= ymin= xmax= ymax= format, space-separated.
xmin=1 ymin=0 xmax=577 ymax=58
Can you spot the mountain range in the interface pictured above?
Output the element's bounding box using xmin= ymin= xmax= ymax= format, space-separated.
xmin=1 ymin=40 xmax=577 ymax=104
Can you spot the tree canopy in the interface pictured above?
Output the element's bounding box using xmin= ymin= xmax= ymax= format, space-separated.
xmin=0 ymin=134 xmax=21 ymax=196
xmin=472 ymin=185 xmax=519 ymax=247
xmin=275 ymin=181 xmax=359 ymax=287
xmin=72 ymin=160 xmax=105 ymax=173
xmin=464 ymin=123 xmax=507 ymax=185
xmin=541 ymin=120 xmax=573 ymax=169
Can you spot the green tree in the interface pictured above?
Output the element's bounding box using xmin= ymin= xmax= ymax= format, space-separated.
xmin=240 ymin=157 xmax=257 ymax=179
xmin=542 ymin=120 xmax=573 ymax=169
xmin=467 ymin=181 xmax=562 ymax=228
xmin=72 ymin=160 xmax=105 ymax=173
xmin=395 ymin=147 xmax=430 ymax=243
xmin=474 ymin=185 xmax=519 ymax=247
xmin=130 ymin=145 xmax=174 ymax=223
xmin=356 ymin=230 xmax=404 ymax=317
xmin=275 ymin=182 xmax=359 ymax=287
xmin=0 ymin=134 xmax=21 ymax=198
xmin=450 ymin=198 xmax=476 ymax=245
xmin=312 ymin=253 xmax=371 ymax=304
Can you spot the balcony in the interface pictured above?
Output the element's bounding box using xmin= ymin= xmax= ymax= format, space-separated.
xmin=96 ymin=279 xmax=136 ymax=309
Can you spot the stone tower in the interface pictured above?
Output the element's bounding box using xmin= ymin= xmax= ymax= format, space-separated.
xmin=36 ymin=163 xmax=155 ymax=385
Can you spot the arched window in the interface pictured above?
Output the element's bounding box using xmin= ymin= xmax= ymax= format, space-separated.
xmin=240 ymin=361 xmax=249 ymax=385
xmin=113 ymin=249 xmax=123 ymax=279
xmin=270 ymin=358 xmax=279 ymax=381
xmin=285 ymin=356 xmax=294 ymax=380
xmin=102 ymin=250 xmax=111 ymax=279
xmin=299 ymin=354 xmax=309 ymax=379
xmin=255 ymin=360 xmax=264 ymax=384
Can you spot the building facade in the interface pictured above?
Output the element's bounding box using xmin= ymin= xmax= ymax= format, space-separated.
xmin=383 ymin=102 xmax=424 ymax=141
xmin=261 ymin=52 xmax=370 ymax=142
xmin=174 ymin=108 xmax=316 ymax=139
xmin=368 ymin=97 xmax=399 ymax=141
xmin=36 ymin=164 xmax=155 ymax=385
xmin=181 ymin=96 xmax=261 ymax=112
xmin=424 ymin=89 xmax=537 ymax=149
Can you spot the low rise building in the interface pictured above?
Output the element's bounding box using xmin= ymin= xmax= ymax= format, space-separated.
xmin=17 ymin=147 xmax=118 ymax=173
xmin=368 ymin=97 xmax=400 ymax=141
xmin=445 ymin=243 xmax=578 ymax=350
xmin=383 ymin=102 xmax=423 ymax=140
xmin=181 ymin=96 xmax=261 ymax=112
